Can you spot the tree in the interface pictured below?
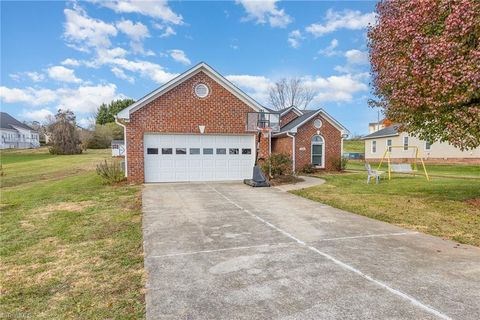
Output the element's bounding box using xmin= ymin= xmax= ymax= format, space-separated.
xmin=47 ymin=109 xmax=82 ymax=155
xmin=95 ymin=99 xmax=135 ymax=125
xmin=368 ymin=0 xmax=480 ymax=150
xmin=268 ymin=78 xmax=317 ymax=110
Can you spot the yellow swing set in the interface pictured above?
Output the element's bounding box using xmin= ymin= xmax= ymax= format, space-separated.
xmin=377 ymin=146 xmax=430 ymax=181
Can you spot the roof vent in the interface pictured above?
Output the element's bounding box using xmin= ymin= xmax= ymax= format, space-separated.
xmin=194 ymin=83 xmax=209 ymax=98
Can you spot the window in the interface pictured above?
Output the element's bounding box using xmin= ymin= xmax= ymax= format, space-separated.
xmin=425 ymin=141 xmax=432 ymax=151
xmin=203 ymin=148 xmax=213 ymax=155
xmin=162 ymin=148 xmax=173 ymax=154
xmin=242 ymin=148 xmax=252 ymax=155
xmin=194 ymin=83 xmax=209 ymax=98
xmin=190 ymin=148 xmax=200 ymax=155
xmin=386 ymin=139 xmax=392 ymax=152
xmin=147 ymin=148 xmax=158 ymax=154
xmin=216 ymin=148 xmax=226 ymax=155
xmin=229 ymin=148 xmax=239 ymax=155
xmin=403 ymin=137 xmax=409 ymax=151
xmin=176 ymin=148 xmax=187 ymax=155
xmin=313 ymin=119 xmax=322 ymax=129
xmin=311 ymin=135 xmax=324 ymax=167
xmin=372 ymin=140 xmax=377 ymax=153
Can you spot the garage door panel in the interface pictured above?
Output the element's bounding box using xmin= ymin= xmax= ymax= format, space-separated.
xmin=144 ymin=134 xmax=255 ymax=183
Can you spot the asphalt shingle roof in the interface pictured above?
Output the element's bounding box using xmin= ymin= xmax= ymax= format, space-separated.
xmin=363 ymin=124 xmax=400 ymax=139
xmin=278 ymin=110 xmax=317 ymax=133
xmin=0 ymin=112 xmax=35 ymax=131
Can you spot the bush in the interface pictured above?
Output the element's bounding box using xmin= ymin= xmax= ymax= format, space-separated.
xmin=96 ymin=160 xmax=125 ymax=184
xmin=300 ymin=164 xmax=316 ymax=174
xmin=261 ymin=153 xmax=292 ymax=178
xmin=331 ymin=155 xmax=349 ymax=171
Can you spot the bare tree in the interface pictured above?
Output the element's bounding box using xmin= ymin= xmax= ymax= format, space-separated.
xmin=268 ymin=78 xmax=317 ymax=110
xmin=47 ymin=109 xmax=82 ymax=155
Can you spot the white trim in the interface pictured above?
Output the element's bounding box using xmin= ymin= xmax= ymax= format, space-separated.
xmin=115 ymin=117 xmax=128 ymax=177
xmin=280 ymin=106 xmax=303 ymax=117
xmin=117 ymin=62 xmax=265 ymax=119
xmin=311 ymin=135 xmax=325 ymax=169
xmin=362 ymin=133 xmax=399 ymax=140
xmin=287 ymin=132 xmax=296 ymax=172
xmin=371 ymin=140 xmax=377 ymax=153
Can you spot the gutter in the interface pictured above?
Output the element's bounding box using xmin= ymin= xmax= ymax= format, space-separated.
xmin=286 ymin=132 xmax=296 ymax=173
xmin=115 ymin=117 xmax=128 ymax=177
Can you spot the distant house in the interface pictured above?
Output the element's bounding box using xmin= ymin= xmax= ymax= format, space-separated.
xmin=363 ymin=124 xmax=480 ymax=163
xmin=111 ymin=140 xmax=125 ymax=157
xmin=0 ymin=112 xmax=40 ymax=149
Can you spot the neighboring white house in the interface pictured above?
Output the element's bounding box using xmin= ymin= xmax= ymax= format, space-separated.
xmin=363 ymin=124 xmax=480 ymax=163
xmin=111 ymin=140 xmax=125 ymax=157
xmin=1 ymin=112 xmax=40 ymax=149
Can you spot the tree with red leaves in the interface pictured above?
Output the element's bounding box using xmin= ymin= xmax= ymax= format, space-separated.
xmin=368 ymin=0 xmax=480 ymax=150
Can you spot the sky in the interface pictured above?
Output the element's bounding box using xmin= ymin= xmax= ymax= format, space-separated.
xmin=1 ymin=0 xmax=379 ymax=135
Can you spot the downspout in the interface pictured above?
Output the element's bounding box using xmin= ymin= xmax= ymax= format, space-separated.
xmin=287 ymin=132 xmax=296 ymax=173
xmin=115 ymin=116 xmax=128 ymax=177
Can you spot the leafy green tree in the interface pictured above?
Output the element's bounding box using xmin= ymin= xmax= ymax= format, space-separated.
xmin=95 ymin=99 xmax=135 ymax=125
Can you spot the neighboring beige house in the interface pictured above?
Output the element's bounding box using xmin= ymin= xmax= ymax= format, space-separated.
xmin=363 ymin=124 xmax=480 ymax=163
xmin=368 ymin=120 xmax=386 ymax=134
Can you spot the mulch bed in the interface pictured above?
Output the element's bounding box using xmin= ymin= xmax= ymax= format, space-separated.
xmin=268 ymin=175 xmax=304 ymax=186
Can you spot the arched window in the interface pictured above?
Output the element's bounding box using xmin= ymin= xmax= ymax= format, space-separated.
xmin=311 ymin=135 xmax=324 ymax=167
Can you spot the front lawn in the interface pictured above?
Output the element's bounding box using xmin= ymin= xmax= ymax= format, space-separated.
xmin=293 ymin=172 xmax=480 ymax=246
xmin=0 ymin=148 xmax=145 ymax=319
xmin=347 ymin=160 xmax=480 ymax=178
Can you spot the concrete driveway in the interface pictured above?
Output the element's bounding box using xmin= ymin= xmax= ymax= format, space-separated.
xmin=143 ymin=182 xmax=480 ymax=320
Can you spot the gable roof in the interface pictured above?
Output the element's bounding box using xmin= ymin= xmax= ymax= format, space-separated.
xmin=117 ymin=62 xmax=267 ymax=120
xmin=274 ymin=108 xmax=348 ymax=135
xmin=0 ymin=112 xmax=35 ymax=131
xmin=362 ymin=124 xmax=401 ymax=139
xmin=279 ymin=106 xmax=303 ymax=116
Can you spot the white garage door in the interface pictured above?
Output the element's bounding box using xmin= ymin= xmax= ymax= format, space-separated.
xmin=144 ymin=134 xmax=256 ymax=183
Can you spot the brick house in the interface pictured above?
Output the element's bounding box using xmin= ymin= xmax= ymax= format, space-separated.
xmin=116 ymin=63 xmax=348 ymax=183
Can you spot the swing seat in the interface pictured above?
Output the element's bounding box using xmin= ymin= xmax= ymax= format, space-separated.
xmin=390 ymin=164 xmax=417 ymax=173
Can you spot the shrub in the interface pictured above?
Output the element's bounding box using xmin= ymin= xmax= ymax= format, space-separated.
xmin=261 ymin=153 xmax=292 ymax=178
xmin=96 ymin=160 xmax=125 ymax=184
xmin=300 ymin=164 xmax=316 ymax=174
xmin=331 ymin=156 xmax=349 ymax=171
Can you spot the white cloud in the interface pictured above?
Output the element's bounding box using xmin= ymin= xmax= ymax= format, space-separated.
xmin=47 ymin=66 xmax=82 ymax=83
xmin=226 ymin=75 xmax=274 ymax=102
xmin=345 ymin=49 xmax=369 ymax=65
xmin=153 ymin=23 xmax=176 ymax=38
xmin=236 ymin=0 xmax=292 ymax=28
xmin=226 ymin=72 xmax=368 ymax=105
xmin=64 ymin=5 xmax=117 ymax=52
xmin=107 ymin=58 xmax=178 ymax=84
xmin=0 ymin=87 xmax=57 ymax=105
xmin=116 ymin=19 xmax=152 ymax=55
xmin=318 ymin=39 xmax=340 ymax=56
xmin=168 ymin=49 xmax=191 ymax=65
xmin=306 ymin=9 xmax=376 ymax=37
xmin=20 ymin=108 xmax=54 ymax=121
xmin=78 ymin=117 xmax=95 ymax=128
xmin=61 ymin=58 xmax=81 ymax=67
xmin=92 ymin=0 xmax=183 ymax=25
xmin=9 ymin=72 xmax=45 ymax=82
xmin=287 ymin=30 xmax=303 ymax=49
xmin=111 ymin=67 xmax=135 ymax=83
xmin=116 ymin=19 xmax=150 ymax=41
xmin=1 ymin=84 xmax=126 ymax=114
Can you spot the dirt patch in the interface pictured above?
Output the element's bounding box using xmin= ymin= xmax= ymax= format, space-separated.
xmin=269 ymin=175 xmax=304 ymax=186
xmin=465 ymin=198 xmax=480 ymax=210
xmin=33 ymin=201 xmax=95 ymax=217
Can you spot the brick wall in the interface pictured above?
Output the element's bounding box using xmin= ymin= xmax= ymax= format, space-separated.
xmin=125 ymin=71 xmax=263 ymax=183
xmin=294 ymin=114 xmax=342 ymax=171
xmin=271 ymin=135 xmax=292 ymax=157
xmin=280 ymin=110 xmax=299 ymax=128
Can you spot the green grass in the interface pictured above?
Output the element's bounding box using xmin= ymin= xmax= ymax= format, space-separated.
xmin=347 ymin=160 xmax=480 ymax=178
xmin=0 ymin=148 xmax=144 ymax=319
xmin=293 ymin=172 xmax=480 ymax=246
xmin=343 ymin=139 xmax=364 ymax=153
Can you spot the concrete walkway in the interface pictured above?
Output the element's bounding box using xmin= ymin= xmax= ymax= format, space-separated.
xmin=143 ymin=182 xmax=480 ymax=320
xmin=273 ymin=175 xmax=325 ymax=192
